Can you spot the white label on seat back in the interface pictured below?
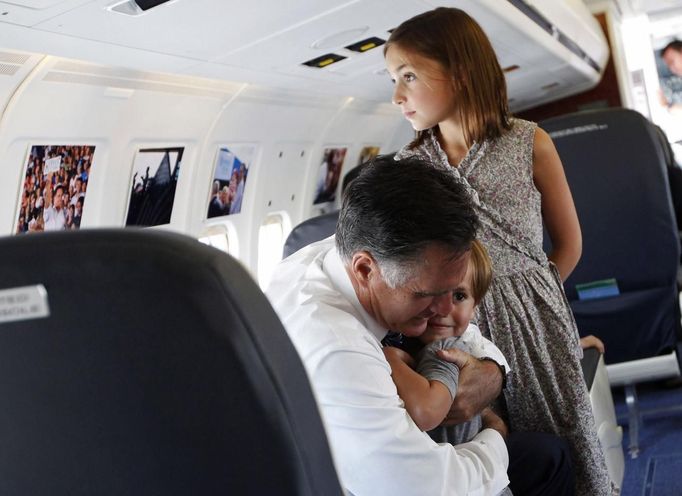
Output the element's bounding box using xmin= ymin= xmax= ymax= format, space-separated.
xmin=0 ymin=285 xmax=50 ymax=324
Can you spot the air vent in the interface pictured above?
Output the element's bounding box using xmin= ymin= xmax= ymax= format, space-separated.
xmin=135 ymin=0 xmax=173 ymax=10
xmin=0 ymin=63 xmax=20 ymax=76
xmin=302 ymin=53 xmax=346 ymax=69
xmin=0 ymin=51 xmax=31 ymax=65
xmin=107 ymin=0 xmax=174 ymax=16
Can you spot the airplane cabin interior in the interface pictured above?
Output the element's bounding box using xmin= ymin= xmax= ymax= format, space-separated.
xmin=0 ymin=1 xmax=681 ymax=495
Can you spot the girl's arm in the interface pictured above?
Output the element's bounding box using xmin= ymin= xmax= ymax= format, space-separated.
xmin=533 ymin=127 xmax=582 ymax=280
xmin=383 ymin=347 xmax=453 ymax=431
xmin=580 ymin=334 xmax=605 ymax=353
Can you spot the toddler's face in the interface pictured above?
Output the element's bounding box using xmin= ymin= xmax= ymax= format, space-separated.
xmin=420 ymin=263 xmax=477 ymax=344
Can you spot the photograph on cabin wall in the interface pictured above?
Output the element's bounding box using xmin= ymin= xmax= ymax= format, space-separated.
xmin=653 ymin=35 xmax=682 ymax=132
xmin=206 ymin=144 xmax=254 ymax=219
xmin=125 ymin=147 xmax=184 ymax=227
xmin=345 ymin=145 xmax=380 ymax=186
xmin=357 ymin=145 xmax=380 ymax=165
xmin=313 ymin=146 xmax=347 ymax=206
xmin=14 ymin=144 xmax=95 ymax=234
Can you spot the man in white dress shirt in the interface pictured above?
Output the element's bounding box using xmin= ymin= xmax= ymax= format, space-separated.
xmin=267 ymin=155 xmax=574 ymax=496
xmin=43 ymin=183 xmax=67 ymax=232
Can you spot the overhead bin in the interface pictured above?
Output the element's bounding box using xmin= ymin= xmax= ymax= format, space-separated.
xmin=0 ymin=0 xmax=608 ymax=110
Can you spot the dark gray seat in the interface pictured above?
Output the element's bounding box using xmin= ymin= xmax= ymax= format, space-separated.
xmin=0 ymin=229 xmax=343 ymax=496
xmin=283 ymin=211 xmax=339 ymax=258
xmin=540 ymin=108 xmax=680 ymax=367
xmin=540 ymin=107 xmax=682 ymax=457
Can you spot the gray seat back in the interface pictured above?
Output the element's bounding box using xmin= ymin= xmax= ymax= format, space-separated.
xmin=0 ymin=229 xmax=343 ymax=496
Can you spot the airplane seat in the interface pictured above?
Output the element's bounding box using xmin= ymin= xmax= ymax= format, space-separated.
xmin=580 ymin=346 xmax=625 ymax=487
xmin=652 ymin=123 xmax=682 ymax=288
xmin=282 ymin=210 xmax=338 ymax=259
xmin=540 ymin=108 xmax=682 ymax=460
xmin=0 ymin=229 xmax=343 ymax=496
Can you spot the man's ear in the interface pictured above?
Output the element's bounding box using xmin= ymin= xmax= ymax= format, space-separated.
xmin=350 ymin=251 xmax=377 ymax=288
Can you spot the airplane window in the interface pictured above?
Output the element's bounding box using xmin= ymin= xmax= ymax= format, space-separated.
xmin=258 ymin=214 xmax=286 ymax=289
xmin=198 ymin=226 xmax=229 ymax=253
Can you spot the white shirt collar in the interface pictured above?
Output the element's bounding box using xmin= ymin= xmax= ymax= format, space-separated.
xmin=322 ymin=245 xmax=388 ymax=345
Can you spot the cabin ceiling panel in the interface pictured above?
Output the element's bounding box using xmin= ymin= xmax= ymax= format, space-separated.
xmin=1 ymin=0 xmax=71 ymax=6
xmin=0 ymin=0 xmax=608 ymax=110
xmin=213 ymin=0 xmax=423 ymax=71
xmin=32 ymin=0 xmax=356 ymax=61
xmin=0 ymin=0 xmax=94 ymax=27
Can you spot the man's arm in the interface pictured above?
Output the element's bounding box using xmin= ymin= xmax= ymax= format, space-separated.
xmin=44 ymin=173 xmax=54 ymax=209
xmin=315 ymin=347 xmax=510 ymax=496
xmin=383 ymin=347 xmax=453 ymax=431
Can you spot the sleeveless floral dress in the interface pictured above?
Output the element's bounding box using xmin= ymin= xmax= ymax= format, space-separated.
xmin=395 ymin=119 xmax=614 ymax=496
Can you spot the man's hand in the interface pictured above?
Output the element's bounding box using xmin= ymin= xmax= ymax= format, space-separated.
xmin=436 ymin=347 xmax=503 ymax=425
xmin=481 ymin=407 xmax=508 ymax=439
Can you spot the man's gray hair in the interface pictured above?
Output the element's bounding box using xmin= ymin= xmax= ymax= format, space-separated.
xmin=336 ymin=154 xmax=478 ymax=286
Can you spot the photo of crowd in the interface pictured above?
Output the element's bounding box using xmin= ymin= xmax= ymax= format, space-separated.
xmin=206 ymin=145 xmax=252 ymax=219
xmin=313 ymin=147 xmax=347 ymax=205
xmin=125 ymin=147 xmax=183 ymax=227
xmin=15 ymin=144 xmax=95 ymax=234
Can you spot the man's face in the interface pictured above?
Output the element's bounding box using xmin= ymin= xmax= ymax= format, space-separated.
xmin=664 ymin=48 xmax=682 ymax=77
xmin=364 ymin=244 xmax=470 ymax=337
xmin=53 ymin=188 xmax=63 ymax=209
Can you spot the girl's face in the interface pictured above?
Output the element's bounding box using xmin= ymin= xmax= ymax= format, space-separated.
xmin=385 ymin=44 xmax=457 ymax=131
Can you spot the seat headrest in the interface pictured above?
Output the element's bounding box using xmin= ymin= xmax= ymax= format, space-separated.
xmin=0 ymin=229 xmax=342 ymax=496
xmin=283 ymin=211 xmax=339 ymax=258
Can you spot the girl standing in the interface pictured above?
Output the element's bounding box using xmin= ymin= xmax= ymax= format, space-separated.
xmin=385 ymin=7 xmax=614 ymax=496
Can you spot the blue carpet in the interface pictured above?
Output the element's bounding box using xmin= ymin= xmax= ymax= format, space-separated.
xmin=613 ymin=381 xmax=682 ymax=496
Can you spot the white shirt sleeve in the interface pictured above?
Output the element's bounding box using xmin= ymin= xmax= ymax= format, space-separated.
xmin=461 ymin=323 xmax=511 ymax=376
xmin=314 ymin=345 xmax=509 ymax=496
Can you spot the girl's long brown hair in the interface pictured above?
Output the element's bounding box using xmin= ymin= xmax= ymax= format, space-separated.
xmin=385 ymin=7 xmax=511 ymax=147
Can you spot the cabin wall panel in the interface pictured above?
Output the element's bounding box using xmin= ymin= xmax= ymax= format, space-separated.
xmin=315 ymin=105 xmax=407 ymax=206
xmin=0 ymin=56 xmax=228 ymax=236
xmin=192 ymin=97 xmax=343 ymax=271
xmin=0 ymin=50 xmax=44 ymax=117
xmin=0 ymin=53 xmax=409 ymax=280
